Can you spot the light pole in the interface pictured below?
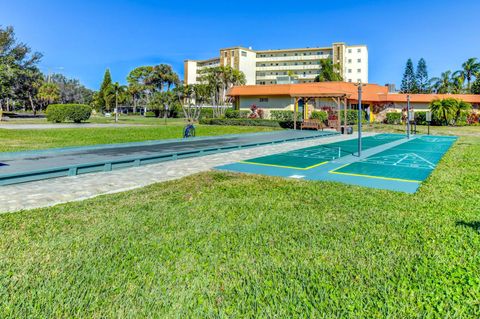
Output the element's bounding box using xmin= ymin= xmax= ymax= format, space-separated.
xmin=355 ymin=81 xmax=364 ymax=157
xmin=406 ymin=95 xmax=410 ymax=139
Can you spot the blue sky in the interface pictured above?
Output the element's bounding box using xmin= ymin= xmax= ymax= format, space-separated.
xmin=1 ymin=0 xmax=479 ymax=89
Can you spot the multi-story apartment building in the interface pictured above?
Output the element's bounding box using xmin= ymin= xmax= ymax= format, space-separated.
xmin=184 ymin=42 xmax=368 ymax=85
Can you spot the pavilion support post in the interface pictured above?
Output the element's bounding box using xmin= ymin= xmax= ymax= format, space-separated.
xmin=294 ymin=97 xmax=298 ymax=130
xmin=343 ymin=96 xmax=348 ymax=134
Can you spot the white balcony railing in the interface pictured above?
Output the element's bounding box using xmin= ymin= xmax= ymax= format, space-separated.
xmin=256 ymin=73 xmax=318 ymax=80
xmin=256 ymin=54 xmax=330 ymax=62
xmin=256 ymin=64 xmax=320 ymax=71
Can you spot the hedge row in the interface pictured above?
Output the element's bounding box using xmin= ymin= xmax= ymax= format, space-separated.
xmin=46 ymin=104 xmax=92 ymax=123
xmin=270 ymin=110 xmax=329 ymax=122
xmin=225 ymin=109 xmax=250 ymax=119
xmin=199 ymin=118 xmax=281 ymax=127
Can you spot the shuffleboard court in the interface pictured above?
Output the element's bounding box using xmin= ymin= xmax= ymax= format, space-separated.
xmin=330 ymin=135 xmax=457 ymax=182
xmin=216 ymin=134 xmax=458 ymax=193
xmin=0 ymin=130 xmax=337 ymax=186
xmin=241 ymin=133 xmax=404 ymax=169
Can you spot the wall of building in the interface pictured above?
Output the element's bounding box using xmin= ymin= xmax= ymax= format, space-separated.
xmin=239 ymin=96 xmax=294 ymax=110
xmin=238 ymin=49 xmax=257 ymax=85
xmin=344 ymin=45 xmax=368 ymax=83
xmin=184 ymin=61 xmax=198 ymax=85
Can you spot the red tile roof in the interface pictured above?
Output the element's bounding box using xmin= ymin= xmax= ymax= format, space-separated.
xmin=227 ymin=82 xmax=480 ymax=104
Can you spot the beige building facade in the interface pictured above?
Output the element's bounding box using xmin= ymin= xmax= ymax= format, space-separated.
xmin=184 ymin=42 xmax=368 ymax=86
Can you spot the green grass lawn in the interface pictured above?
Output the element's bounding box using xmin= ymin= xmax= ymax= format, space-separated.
xmin=0 ymin=127 xmax=479 ymax=317
xmin=0 ymin=125 xmax=278 ymax=152
xmin=0 ymin=115 xmax=185 ymax=125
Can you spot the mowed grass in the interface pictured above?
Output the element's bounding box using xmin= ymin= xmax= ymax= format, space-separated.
xmin=0 ymin=125 xmax=277 ymax=152
xmin=0 ymin=132 xmax=479 ymax=317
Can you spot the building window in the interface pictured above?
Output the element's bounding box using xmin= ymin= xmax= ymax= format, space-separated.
xmin=295 ymin=53 xmax=298 ymax=56
xmin=348 ymin=59 xmax=352 ymax=63
xmin=259 ymin=98 xmax=268 ymax=102
xmin=357 ymin=69 xmax=361 ymax=73
xmin=231 ymin=51 xmax=235 ymax=56
xmin=348 ymin=49 xmax=352 ymax=53
xmin=348 ymin=79 xmax=352 ymax=82
xmin=241 ymin=51 xmax=247 ymax=57
xmin=357 ymin=78 xmax=361 ymax=82
xmin=357 ymin=48 xmax=361 ymax=53
xmin=357 ymin=58 xmax=361 ymax=63
xmin=348 ymin=69 xmax=352 ymax=73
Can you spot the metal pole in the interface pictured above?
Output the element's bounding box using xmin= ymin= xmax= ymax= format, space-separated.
xmin=406 ymin=95 xmax=410 ymax=139
xmin=357 ymin=83 xmax=362 ymax=157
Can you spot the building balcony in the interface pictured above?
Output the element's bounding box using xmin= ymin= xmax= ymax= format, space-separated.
xmin=255 ymin=54 xmax=331 ymax=62
xmin=256 ymin=73 xmax=318 ymax=80
xmin=256 ymin=64 xmax=320 ymax=71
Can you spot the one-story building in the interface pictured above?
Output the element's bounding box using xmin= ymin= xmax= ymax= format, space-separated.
xmin=227 ymin=82 xmax=480 ymax=130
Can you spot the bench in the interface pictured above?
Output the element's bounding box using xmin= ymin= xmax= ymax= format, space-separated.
xmin=300 ymin=119 xmax=323 ymax=131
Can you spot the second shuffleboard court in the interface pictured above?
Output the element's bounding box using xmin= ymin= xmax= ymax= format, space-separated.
xmin=241 ymin=134 xmax=404 ymax=170
xmin=330 ymin=135 xmax=457 ymax=182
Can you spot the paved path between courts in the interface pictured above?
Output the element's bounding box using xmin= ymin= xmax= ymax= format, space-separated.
xmin=0 ymin=132 xmax=374 ymax=214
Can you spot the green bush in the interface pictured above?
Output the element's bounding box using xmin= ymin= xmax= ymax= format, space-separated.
xmin=339 ymin=110 xmax=367 ymax=125
xmin=270 ymin=110 xmax=294 ymax=121
xmin=199 ymin=118 xmax=281 ymax=127
xmin=310 ymin=110 xmax=328 ymax=122
xmin=46 ymin=104 xmax=92 ymax=123
xmin=414 ymin=111 xmax=442 ymax=126
xmin=385 ymin=112 xmax=402 ymax=125
xmin=145 ymin=111 xmax=156 ymax=117
xmin=225 ymin=109 xmax=250 ymax=119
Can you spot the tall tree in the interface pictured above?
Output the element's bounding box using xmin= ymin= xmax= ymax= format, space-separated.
xmin=460 ymin=58 xmax=480 ymax=90
xmin=429 ymin=71 xmax=452 ymax=94
xmin=415 ymin=58 xmax=429 ymax=93
xmin=0 ymin=25 xmax=42 ymax=112
xmin=98 ymin=69 xmax=112 ymax=110
xmin=400 ymin=59 xmax=418 ymax=93
xmin=314 ymin=59 xmax=343 ymax=82
xmin=471 ymin=77 xmax=480 ymax=94
xmin=49 ymin=73 xmax=93 ymax=104
xmin=110 ymin=82 xmax=127 ymax=122
xmin=37 ymin=82 xmax=60 ymax=108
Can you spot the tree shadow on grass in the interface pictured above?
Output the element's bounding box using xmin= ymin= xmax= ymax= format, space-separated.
xmin=456 ymin=221 xmax=480 ymax=234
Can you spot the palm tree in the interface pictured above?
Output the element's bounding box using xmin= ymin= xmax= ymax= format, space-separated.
xmin=451 ymin=70 xmax=465 ymax=94
xmin=314 ymin=59 xmax=343 ymax=82
xmin=430 ymin=98 xmax=457 ymax=125
xmin=429 ymin=71 xmax=452 ymax=93
xmin=460 ymin=58 xmax=480 ymax=90
xmin=111 ymin=82 xmax=127 ymax=123
xmin=453 ymin=100 xmax=472 ymax=125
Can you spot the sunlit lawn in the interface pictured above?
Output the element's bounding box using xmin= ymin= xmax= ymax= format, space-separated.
xmin=0 ymin=126 xmax=479 ymax=317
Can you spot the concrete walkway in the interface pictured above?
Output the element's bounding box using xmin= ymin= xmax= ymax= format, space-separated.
xmin=0 ymin=133 xmax=373 ymax=214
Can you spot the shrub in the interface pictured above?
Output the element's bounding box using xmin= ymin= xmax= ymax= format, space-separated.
xmin=145 ymin=111 xmax=156 ymax=117
xmin=310 ymin=110 xmax=328 ymax=122
xmin=414 ymin=111 xmax=443 ymax=126
xmin=46 ymin=104 xmax=92 ymax=123
xmin=385 ymin=112 xmax=402 ymax=125
xmin=199 ymin=118 xmax=281 ymax=127
xmin=248 ymin=105 xmax=265 ymax=119
xmin=340 ymin=110 xmax=367 ymax=125
xmin=270 ymin=110 xmax=294 ymax=121
xmin=225 ymin=109 xmax=250 ymax=119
